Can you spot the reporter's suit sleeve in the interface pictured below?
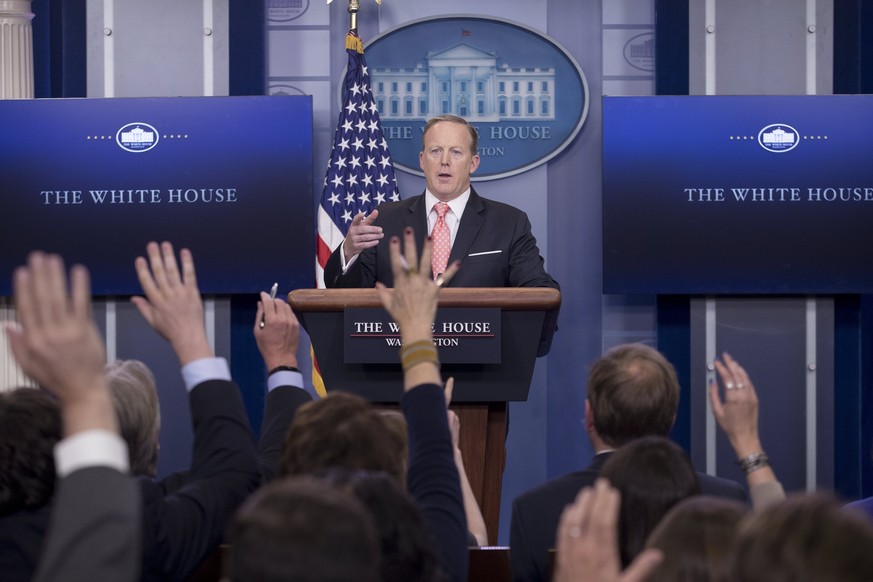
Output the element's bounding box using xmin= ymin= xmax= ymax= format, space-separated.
xmin=258 ymin=385 xmax=312 ymax=483
xmin=33 ymin=467 xmax=140 ymax=582
xmin=142 ymin=379 xmax=260 ymax=581
xmin=402 ymin=384 xmax=468 ymax=582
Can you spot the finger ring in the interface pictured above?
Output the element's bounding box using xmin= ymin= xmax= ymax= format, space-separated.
xmin=725 ymin=382 xmax=735 ymax=390
xmin=736 ymin=382 xmax=745 ymax=389
xmin=435 ymin=273 xmax=445 ymax=287
xmin=405 ymin=266 xmax=418 ymax=276
xmin=568 ymin=526 xmax=582 ymax=538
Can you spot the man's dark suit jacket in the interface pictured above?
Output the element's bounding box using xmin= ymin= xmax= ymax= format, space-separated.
xmin=139 ymin=379 xmax=260 ymax=581
xmin=324 ymin=189 xmax=558 ymax=289
xmin=509 ymin=452 xmax=749 ymax=582
xmin=33 ymin=466 xmax=140 ymax=582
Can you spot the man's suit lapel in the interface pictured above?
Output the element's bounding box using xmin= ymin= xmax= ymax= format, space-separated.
xmin=406 ymin=194 xmax=430 ymax=266
xmin=447 ymin=189 xmax=485 ymax=283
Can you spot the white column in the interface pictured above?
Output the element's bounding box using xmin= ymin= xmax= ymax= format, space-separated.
xmin=0 ymin=0 xmax=34 ymax=390
xmin=0 ymin=0 xmax=34 ymax=99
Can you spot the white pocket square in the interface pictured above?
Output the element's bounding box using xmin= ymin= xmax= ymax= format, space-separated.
xmin=467 ymin=250 xmax=502 ymax=257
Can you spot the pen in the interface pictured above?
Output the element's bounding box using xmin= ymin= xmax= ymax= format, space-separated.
xmin=259 ymin=282 xmax=278 ymax=329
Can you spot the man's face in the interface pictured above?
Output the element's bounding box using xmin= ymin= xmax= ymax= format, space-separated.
xmin=419 ymin=121 xmax=480 ymax=202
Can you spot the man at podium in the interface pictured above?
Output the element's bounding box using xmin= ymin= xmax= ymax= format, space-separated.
xmin=324 ymin=115 xmax=558 ymax=290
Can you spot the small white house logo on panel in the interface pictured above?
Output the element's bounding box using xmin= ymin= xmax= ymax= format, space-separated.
xmin=116 ymin=123 xmax=159 ymax=153
xmin=758 ymin=124 xmax=799 ymax=153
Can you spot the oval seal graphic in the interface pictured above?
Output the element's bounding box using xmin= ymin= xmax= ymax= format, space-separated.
xmin=623 ymin=33 xmax=655 ymax=72
xmin=116 ymin=122 xmax=159 ymax=153
xmin=267 ymin=0 xmax=310 ymax=22
xmin=361 ymin=16 xmax=588 ymax=180
xmin=757 ymin=123 xmax=799 ymax=153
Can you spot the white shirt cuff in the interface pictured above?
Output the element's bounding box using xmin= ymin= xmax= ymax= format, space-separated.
xmin=268 ymin=370 xmax=304 ymax=392
xmin=340 ymin=244 xmax=359 ymax=273
xmin=54 ymin=430 xmax=129 ymax=477
xmin=181 ymin=357 xmax=231 ymax=391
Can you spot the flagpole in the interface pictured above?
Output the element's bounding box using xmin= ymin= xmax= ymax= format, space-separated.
xmin=326 ymin=0 xmax=383 ymax=33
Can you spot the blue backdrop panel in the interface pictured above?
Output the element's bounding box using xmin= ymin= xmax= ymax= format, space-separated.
xmin=603 ymin=95 xmax=873 ymax=294
xmin=0 ymin=95 xmax=314 ymax=295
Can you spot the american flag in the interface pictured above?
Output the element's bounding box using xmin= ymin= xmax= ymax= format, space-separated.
xmin=311 ymin=32 xmax=398 ymax=397
xmin=316 ymin=32 xmax=399 ymax=289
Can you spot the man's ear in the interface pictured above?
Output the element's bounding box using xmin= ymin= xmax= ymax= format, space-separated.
xmin=469 ymin=154 xmax=480 ymax=174
xmin=584 ymin=399 xmax=594 ymax=432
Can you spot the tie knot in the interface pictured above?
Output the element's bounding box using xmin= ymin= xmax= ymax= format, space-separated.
xmin=435 ymin=202 xmax=449 ymax=219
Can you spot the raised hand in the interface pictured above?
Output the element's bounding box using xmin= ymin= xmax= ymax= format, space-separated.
xmin=708 ymin=353 xmax=761 ymax=457
xmin=254 ymin=290 xmax=300 ymax=371
xmin=6 ymin=252 xmax=115 ymax=436
xmin=131 ymin=241 xmax=211 ymax=366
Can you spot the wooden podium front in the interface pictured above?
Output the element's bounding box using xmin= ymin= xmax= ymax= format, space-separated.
xmin=289 ymin=287 xmax=561 ymax=543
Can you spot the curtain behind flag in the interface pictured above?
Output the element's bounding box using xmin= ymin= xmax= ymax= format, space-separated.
xmin=312 ymin=31 xmax=399 ymax=396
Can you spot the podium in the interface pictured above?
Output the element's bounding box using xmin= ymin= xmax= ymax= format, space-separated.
xmin=288 ymin=287 xmax=561 ymax=543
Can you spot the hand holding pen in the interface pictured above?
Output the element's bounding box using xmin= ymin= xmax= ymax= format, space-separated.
xmin=259 ymin=282 xmax=278 ymax=329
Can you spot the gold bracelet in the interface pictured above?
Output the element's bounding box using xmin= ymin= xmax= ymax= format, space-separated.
xmin=399 ymin=339 xmax=435 ymax=360
xmin=399 ymin=339 xmax=439 ymax=372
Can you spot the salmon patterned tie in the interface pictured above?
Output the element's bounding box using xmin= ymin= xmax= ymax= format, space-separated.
xmin=431 ymin=202 xmax=450 ymax=281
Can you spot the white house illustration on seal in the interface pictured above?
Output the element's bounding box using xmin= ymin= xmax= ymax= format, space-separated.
xmin=372 ymin=42 xmax=556 ymax=122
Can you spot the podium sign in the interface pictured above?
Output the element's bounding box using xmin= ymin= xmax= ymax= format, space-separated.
xmin=343 ymin=307 xmax=501 ymax=364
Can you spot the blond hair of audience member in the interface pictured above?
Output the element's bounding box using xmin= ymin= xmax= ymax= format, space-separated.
xmin=106 ymin=360 xmax=161 ymax=477
xmin=587 ymin=344 xmax=679 ymax=448
xmin=644 ymin=495 xmax=747 ymax=582
xmin=732 ymin=493 xmax=873 ymax=582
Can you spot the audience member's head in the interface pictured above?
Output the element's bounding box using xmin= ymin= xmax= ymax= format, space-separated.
xmin=0 ymin=388 xmax=61 ymax=515
xmin=732 ymin=493 xmax=873 ymax=582
xmin=586 ymin=343 xmax=680 ymax=448
xmin=106 ymin=359 xmax=161 ymax=477
xmin=321 ymin=469 xmax=443 ymax=582
xmin=278 ymin=392 xmax=406 ymax=484
xmin=378 ymin=409 xmax=409 ymax=482
xmin=645 ymin=495 xmax=747 ymax=582
xmin=600 ymin=436 xmax=700 ymax=567
xmin=228 ymin=476 xmax=381 ymax=582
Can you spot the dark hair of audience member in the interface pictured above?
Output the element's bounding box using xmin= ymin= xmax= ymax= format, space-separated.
xmin=106 ymin=359 xmax=161 ymax=477
xmin=228 ymin=476 xmax=381 ymax=582
xmin=587 ymin=344 xmax=680 ymax=447
xmin=644 ymin=495 xmax=747 ymax=582
xmin=378 ymin=409 xmax=409 ymax=480
xmin=278 ymin=392 xmax=406 ymax=484
xmin=0 ymin=388 xmax=61 ymax=515
xmin=732 ymin=493 xmax=873 ymax=582
xmin=320 ymin=469 xmax=445 ymax=582
xmin=599 ymin=436 xmax=701 ymax=567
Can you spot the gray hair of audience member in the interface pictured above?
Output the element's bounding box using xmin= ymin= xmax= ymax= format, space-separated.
xmin=644 ymin=495 xmax=748 ymax=582
xmin=421 ymin=114 xmax=479 ymax=155
xmin=732 ymin=493 xmax=873 ymax=582
xmin=587 ymin=343 xmax=680 ymax=447
xmin=600 ymin=436 xmax=701 ymax=568
xmin=106 ymin=359 xmax=161 ymax=477
xmin=228 ymin=476 xmax=381 ymax=582
xmin=0 ymin=388 xmax=61 ymax=515
xmin=279 ymin=392 xmax=407 ymax=485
